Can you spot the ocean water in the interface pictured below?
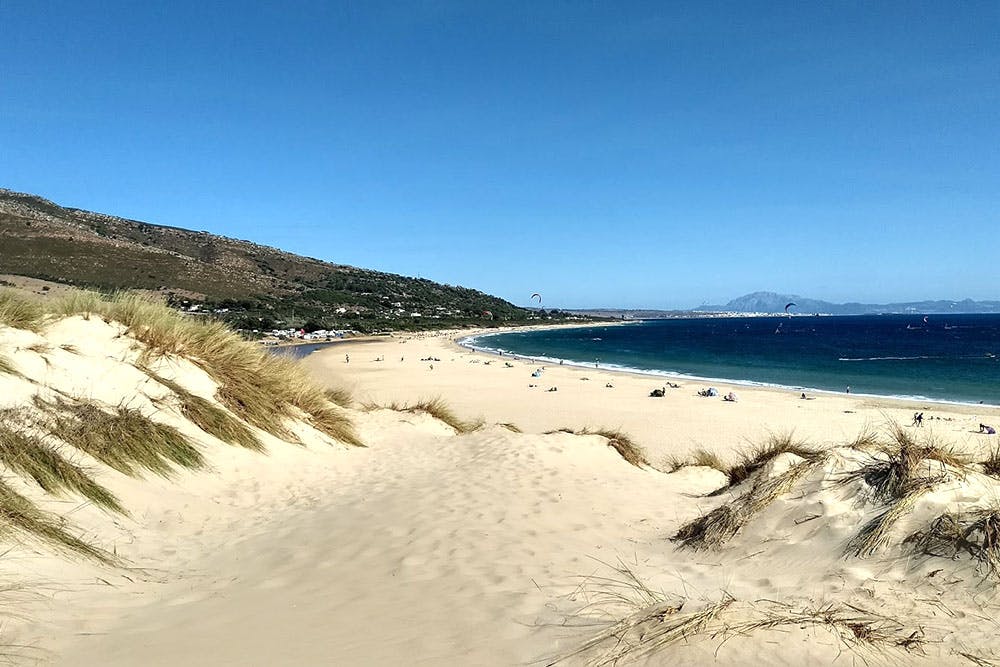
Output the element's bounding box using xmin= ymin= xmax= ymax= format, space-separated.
xmin=463 ymin=315 xmax=1000 ymax=406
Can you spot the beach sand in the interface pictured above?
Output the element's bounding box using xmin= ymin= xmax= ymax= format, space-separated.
xmin=12 ymin=323 xmax=1000 ymax=665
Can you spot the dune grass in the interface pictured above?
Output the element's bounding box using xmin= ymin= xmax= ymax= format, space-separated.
xmin=52 ymin=290 xmax=363 ymax=447
xmin=0 ymin=479 xmax=110 ymax=562
xmin=0 ymin=289 xmax=43 ymax=331
xmin=981 ymin=448 xmax=1000 ymax=477
xmin=0 ymin=418 xmax=123 ymax=514
xmin=499 ymin=422 xmax=522 ymax=433
xmin=553 ymin=561 xmax=923 ymax=665
xmin=369 ymin=397 xmax=482 ymax=435
xmin=664 ymin=448 xmax=727 ymax=473
xmin=845 ymin=424 xmax=965 ymax=505
xmin=588 ymin=428 xmax=648 ymax=468
xmin=725 ymin=432 xmax=821 ymax=488
xmin=43 ymin=398 xmax=204 ymax=478
xmin=324 ymin=387 xmax=354 ymax=408
xmin=847 ymin=480 xmax=937 ymax=558
xmin=674 ymin=455 xmax=826 ymax=550
xmin=0 ymin=353 xmax=17 ymax=377
xmin=143 ymin=370 xmax=264 ymax=452
xmin=906 ymin=510 xmax=1000 ymax=578
xmin=545 ymin=427 xmax=648 ymax=468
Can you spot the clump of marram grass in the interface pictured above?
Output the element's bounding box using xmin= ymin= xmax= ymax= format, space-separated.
xmin=368 ymin=397 xmax=482 ymax=435
xmin=906 ymin=510 xmax=1000 ymax=578
xmin=588 ymin=428 xmax=648 ymax=468
xmin=499 ymin=422 xmax=522 ymax=433
xmin=847 ymin=479 xmax=937 ymax=558
xmin=725 ymin=432 xmax=821 ymax=488
xmin=0 ymin=416 xmax=124 ymax=514
xmin=142 ymin=370 xmax=264 ymax=452
xmin=981 ymin=447 xmax=1000 ymax=477
xmin=54 ymin=290 xmax=363 ymax=447
xmin=323 ymin=387 xmax=354 ymax=409
xmin=0 ymin=289 xmax=43 ymax=331
xmin=0 ymin=478 xmax=110 ymax=562
xmin=674 ymin=454 xmax=827 ymax=550
xmin=725 ymin=601 xmax=925 ymax=658
xmin=41 ymin=398 xmax=204 ymax=478
xmin=0 ymin=353 xmax=19 ymax=377
xmin=664 ymin=448 xmax=727 ymax=473
xmin=543 ymin=426 xmax=648 ymax=467
xmin=845 ymin=423 xmax=966 ymax=505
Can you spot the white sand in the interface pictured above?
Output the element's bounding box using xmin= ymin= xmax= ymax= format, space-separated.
xmin=4 ymin=322 xmax=1000 ymax=665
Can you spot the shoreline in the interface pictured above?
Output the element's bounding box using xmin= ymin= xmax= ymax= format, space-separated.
xmin=458 ymin=323 xmax=1000 ymax=411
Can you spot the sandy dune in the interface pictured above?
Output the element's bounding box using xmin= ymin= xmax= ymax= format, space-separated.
xmin=5 ymin=323 xmax=1000 ymax=665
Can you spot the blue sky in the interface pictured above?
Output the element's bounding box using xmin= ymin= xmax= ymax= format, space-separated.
xmin=2 ymin=1 xmax=997 ymax=309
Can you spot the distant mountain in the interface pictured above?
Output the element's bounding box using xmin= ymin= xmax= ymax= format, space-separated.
xmin=0 ymin=188 xmax=552 ymax=332
xmin=696 ymin=291 xmax=1000 ymax=315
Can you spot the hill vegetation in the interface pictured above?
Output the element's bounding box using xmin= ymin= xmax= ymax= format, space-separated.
xmin=0 ymin=189 xmax=574 ymax=332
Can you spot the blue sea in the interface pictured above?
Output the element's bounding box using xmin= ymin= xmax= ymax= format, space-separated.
xmin=462 ymin=315 xmax=1000 ymax=406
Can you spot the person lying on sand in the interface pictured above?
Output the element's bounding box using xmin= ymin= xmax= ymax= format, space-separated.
xmin=723 ymin=391 xmax=738 ymax=402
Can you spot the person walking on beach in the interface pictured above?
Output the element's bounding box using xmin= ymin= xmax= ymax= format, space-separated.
xmin=345 ymin=353 xmax=350 ymax=364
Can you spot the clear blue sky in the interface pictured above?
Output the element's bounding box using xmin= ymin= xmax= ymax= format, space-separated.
xmin=2 ymin=1 xmax=998 ymax=309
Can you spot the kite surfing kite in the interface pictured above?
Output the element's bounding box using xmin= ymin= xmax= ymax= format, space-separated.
xmin=531 ymin=293 xmax=542 ymax=305
xmin=784 ymin=302 xmax=796 ymax=315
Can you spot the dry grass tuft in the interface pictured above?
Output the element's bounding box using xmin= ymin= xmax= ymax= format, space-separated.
xmin=725 ymin=432 xmax=821 ymax=488
xmin=43 ymin=398 xmax=204 ymax=477
xmin=0 ymin=290 xmax=43 ymax=331
xmin=323 ymin=387 xmax=354 ymax=408
xmin=846 ymin=423 xmax=964 ymax=505
xmin=0 ymin=478 xmax=111 ymax=562
xmin=58 ymin=343 xmax=79 ymax=354
xmin=550 ymin=588 xmax=734 ymax=666
xmin=499 ymin=422 xmax=522 ymax=433
xmin=371 ymin=397 xmax=481 ymax=435
xmin=0 ymin=417 xmax=123 ymax=514
xmin=588 ymin=429 xmax=648 ymax=468
xmin=552 ymin=562 xmax=923 ymax=665
xmin=53 ymin=290 xmax=363 ymax=447
xmin=848 ymin=480 xmax=937 ymax=558
xmin=727 ymin=601 xmax=925 ymax=657
xmin=981 ymin=448 xmax=1000 ymax=478
xmin=0 ymin=353 xmax=18 ymax=377
xmin=143 ymin=370 xmax=264 ymax=451
xmin=906 ymin=510 xmax=1000 ymax=578
xmin=545 ymin=427 xmax=648 ymax=468
xmin=25 ymin=342 xmax=51 ymax=355
xmin=674 ymin=455 xmax=825 ymax=550
xmin=664 ymin=448 xmax=727 ymax=473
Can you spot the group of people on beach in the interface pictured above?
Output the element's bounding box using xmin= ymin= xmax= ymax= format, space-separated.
xmin=981 ymin=423 xmax=996 ymax=435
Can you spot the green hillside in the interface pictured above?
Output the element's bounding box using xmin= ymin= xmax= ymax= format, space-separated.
xmin=0 ymin=189 xmax=569 ymax=332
